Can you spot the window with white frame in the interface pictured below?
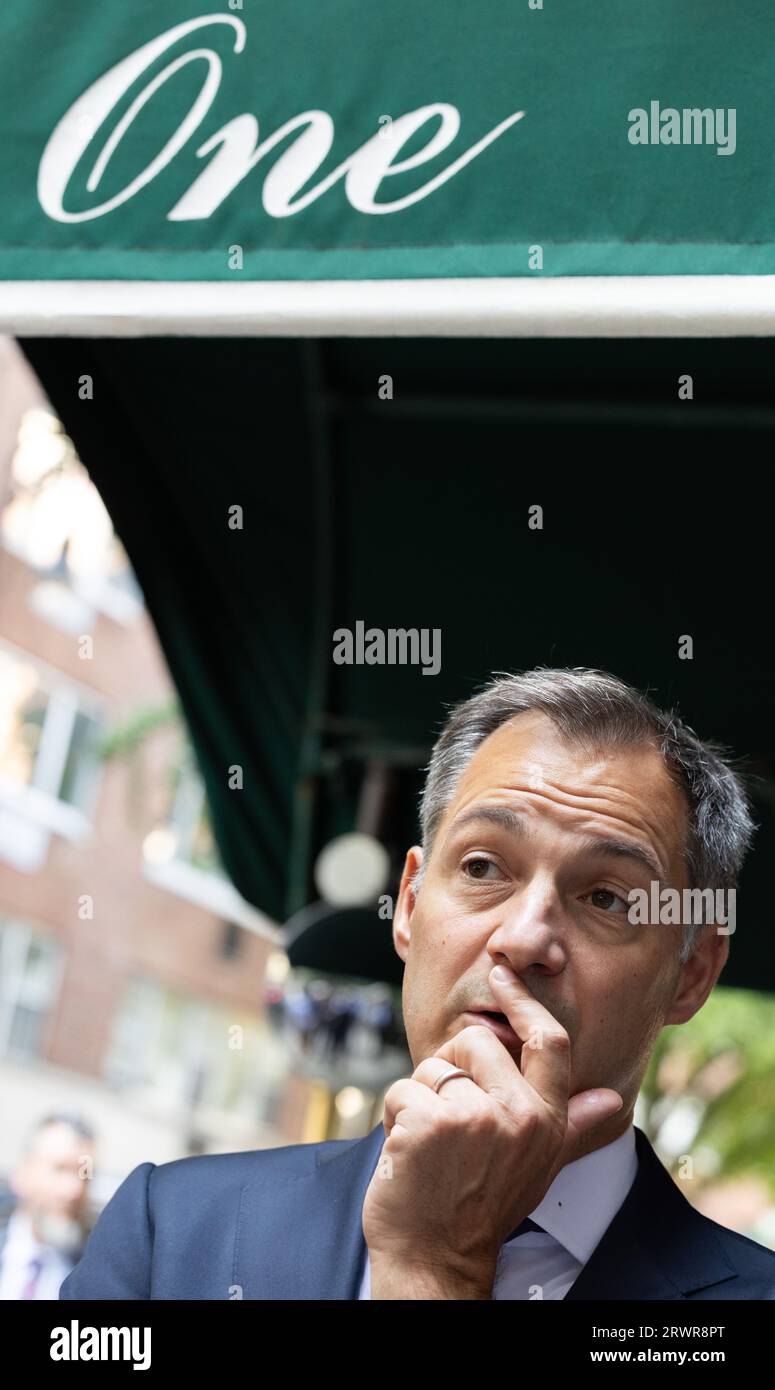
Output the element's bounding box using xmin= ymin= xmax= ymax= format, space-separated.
xmin=0 ymin=641 xmax=103 ymax=869
xmin=141 ymin=749 xmax=277 ymax=940
xmin=0 ymin=917 xmax=64 ymax=1059
xmin=142 ymin=756 xmax=221 ymax=876
xmin=1 ymin=406 xmax=143 ymax=631
xmin=167 ymin=762 xmax=222 ymax=875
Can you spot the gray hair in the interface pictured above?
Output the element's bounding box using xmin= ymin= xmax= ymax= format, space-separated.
xmin=23 ymin=1112 xmax=95 ymax=1154
xmin=414 ymin=667 xmax=756 ymax=964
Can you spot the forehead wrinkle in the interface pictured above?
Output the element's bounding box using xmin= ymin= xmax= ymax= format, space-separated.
xmin=446 ymin=799 xmax=667 ymax=879
xmin=524 ymin=773 xmax=683 ymax=855
xmin=521 ymin=778 xmax=675 ymax=851
xmin=443 ymin=775 xmax=682 ymax=882
xmin=474 ymin=774 xmax=670 ymax=831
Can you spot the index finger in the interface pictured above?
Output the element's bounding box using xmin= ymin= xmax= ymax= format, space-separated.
xmin=488 ymin=963 xmax=571 ymax=1115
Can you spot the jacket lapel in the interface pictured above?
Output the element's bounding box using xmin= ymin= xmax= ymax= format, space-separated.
xmin=236 ymin=1120 xmax=740 ymax=1300
xmin=235 ymin=1123 xmax=385 ymax=1299
xmin=564 ymin=1125 xmax=739 ymax=1300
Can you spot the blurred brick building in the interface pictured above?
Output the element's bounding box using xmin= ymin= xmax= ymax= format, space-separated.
xmin=0 ymin=339 xmax=311 ymax=1204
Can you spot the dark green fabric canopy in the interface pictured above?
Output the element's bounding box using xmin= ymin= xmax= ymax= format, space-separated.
xmin=18 ymin=335 xmax=775 ymax=991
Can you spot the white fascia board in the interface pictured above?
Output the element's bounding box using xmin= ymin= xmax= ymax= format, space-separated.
xmin=3 ymin=276 xmax=775 ymax=337
xmin=142 ymin=855 xmax=284 ymax=944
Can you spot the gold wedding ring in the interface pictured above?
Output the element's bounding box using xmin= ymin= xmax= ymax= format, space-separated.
xmin=432 ymin=1065 xmax=474 ymax=1094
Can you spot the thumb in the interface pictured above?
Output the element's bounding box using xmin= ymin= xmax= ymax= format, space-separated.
xmin=554 ymin=1088 xmax=624 ymax=1172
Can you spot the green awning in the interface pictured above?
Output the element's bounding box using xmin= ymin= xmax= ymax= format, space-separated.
xmin=17 ymin=334 xmax=775 ymax=992
xmin=2 ymin=3 xmax=775 ymax=333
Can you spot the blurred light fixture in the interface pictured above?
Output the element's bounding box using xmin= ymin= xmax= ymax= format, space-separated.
xmin=334 ymin=1086 xmax=366 ymax=1120
xmin=142 ymin=827 xmax=179 ymax=863
xmin=264 ymin=949 xmax=290 ymax=985
xmin=314 ymin=832 xmax=390 ymax=906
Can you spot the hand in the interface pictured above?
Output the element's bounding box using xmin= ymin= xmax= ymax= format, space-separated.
xmin=362 ymin=962 xmax=623 ymax=1297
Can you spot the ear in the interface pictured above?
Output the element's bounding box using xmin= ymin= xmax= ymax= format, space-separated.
xmin=664 ymin=925 xmax=730 ymax=1025
xmin=392 ymin=845 xmax=423 ymax=964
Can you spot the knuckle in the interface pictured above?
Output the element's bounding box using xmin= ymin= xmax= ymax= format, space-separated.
xmin=468 ymin=1103 xmax=499 ymax=1136
xmin=516 ymin=1105 xmax=541 ymax=1138
xmin=386 ymin=1075 xmax=413 ymax=1100
xmin=442 ymin=1098 xmax=493 ymax=1136
xmin=433 ymin=1105 xmax=462 ymax=1136
xmin=545 ymin=1027 xmax=571 ymax=1053
xmin=412 ymin=1058 xmax=441 ymax=1083
xmin=383 ymin=1080 xmax=402 ymax=1107
xmin=459 ymin=1023 xmax=493 ymax=1046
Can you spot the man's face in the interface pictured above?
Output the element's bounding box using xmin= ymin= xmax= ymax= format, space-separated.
xmin=13 ymin=1123 xmax=93 ymax=1248
xmin=393 ymin=711 xmax=726 ymax=1128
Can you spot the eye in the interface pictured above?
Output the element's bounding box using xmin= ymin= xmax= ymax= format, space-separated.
xmin=582 ymin=888 xmax=631 ymax=914
xmin=462 ymin=856 xmax=503 ymax=881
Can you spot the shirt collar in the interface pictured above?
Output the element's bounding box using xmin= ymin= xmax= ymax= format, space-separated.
xmin=4 ymin=1208 xmax=43 ymax=1259
xmin=521 ymin=1123 xmax=638 ymax=1265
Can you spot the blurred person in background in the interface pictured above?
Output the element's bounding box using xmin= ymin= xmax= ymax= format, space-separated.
xmin=0 ymin=1113 xmax=95 ymax=1299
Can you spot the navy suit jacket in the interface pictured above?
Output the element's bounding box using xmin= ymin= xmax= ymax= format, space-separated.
xmin=60 ymin=1123 xmax=775 ymax=1300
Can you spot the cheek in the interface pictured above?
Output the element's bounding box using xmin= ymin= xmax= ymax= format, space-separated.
xmin=411 ymin=884 xmax=477 ymax=957
xmin=403 ymin=901 xmax=476 ymax=1012
xmin=406 ymin=915 xmax=463 ymax=985
xmin=583 ymin=952 xmax=671 ymax=1052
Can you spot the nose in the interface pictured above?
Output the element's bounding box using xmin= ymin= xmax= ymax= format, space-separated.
xmin=486 ymin=874 xmax=567 ymax=976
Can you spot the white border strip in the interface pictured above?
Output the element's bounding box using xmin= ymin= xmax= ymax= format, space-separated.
xmin=3 ymin=276 xmax=775 ymax=336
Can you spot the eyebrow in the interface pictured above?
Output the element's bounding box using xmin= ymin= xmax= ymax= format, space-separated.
xmin=448 ymin=806 xmax=665 ymax=880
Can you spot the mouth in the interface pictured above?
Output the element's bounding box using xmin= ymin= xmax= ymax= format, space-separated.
xmin=465 ymin=1010 xmax=523 ymax=1056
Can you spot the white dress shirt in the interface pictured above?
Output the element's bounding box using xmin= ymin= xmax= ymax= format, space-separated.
xmin=358 ymin=1123 xmax=638 ymax=1299
xmin=0 ymin=1210 xmax=75 ymax=1301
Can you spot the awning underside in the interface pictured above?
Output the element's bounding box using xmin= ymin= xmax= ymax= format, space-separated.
xmin=18 ymin=334 xmax=775 ymax=991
